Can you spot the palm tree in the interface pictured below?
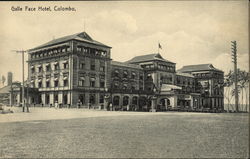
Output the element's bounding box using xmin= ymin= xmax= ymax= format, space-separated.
xmin=240 ymin=70 xmax=250 ymax=112
xmin=224 ymin=70 xmax=234 ymax=111
xmin=230 ymin=69 xmax=249 ymax=112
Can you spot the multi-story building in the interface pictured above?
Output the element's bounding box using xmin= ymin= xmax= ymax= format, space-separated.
xmin=27 ymin=32 xmax=111 ymax=108
xmin=177 ymin=64 xmax=224 ymax=110
xmin=25 ymin=31 xmax=224 ymax=111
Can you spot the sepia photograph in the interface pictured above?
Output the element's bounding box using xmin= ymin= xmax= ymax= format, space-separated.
xmin=0 ymin=1 xmax=249 ymax=158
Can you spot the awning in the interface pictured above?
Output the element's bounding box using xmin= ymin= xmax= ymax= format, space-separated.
xmin=37 ymin=64 xmax=42 ymax=67
xmin=132 ymin=72 xmax=136 ymax=76
xmin=54 ymin=62 xmax=58 ymax=65
xmin=30 ymin=66 xmax=34 ymax=69
xmin=62 ymin=60 xmax=68 ymax=64
xmin=54 ymin=78 xmax=58 ymax=81
xmin=63 ymin=76 xmax=68 ymax=80
xmin=38 ymin=79 xmax=42 ymax=82
xmin=30 ymin=80 xmax=34 ymax=83
xmin=161 ymin=84 xmax=182 ymax=91
xmin=90 ymin=77 xmax=95 ymax=81
xmin=80 ymin=77 xmax=85 ymax=80
xmin=45 ymin=63 xmax=50 ymax=66
xmin=123 ymin=84 xmax=128 ymax=87
xmin=123 ymin=71 xmax=128 ymax=75
xmin=46 ymin=79 xmax=50 ymax=82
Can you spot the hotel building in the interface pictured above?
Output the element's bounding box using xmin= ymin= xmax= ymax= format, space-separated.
xmin=25 ymin=31 xmax=224 ymax=111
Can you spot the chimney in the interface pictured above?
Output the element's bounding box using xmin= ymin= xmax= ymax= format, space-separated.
xmin=7 ymin=72 xmax=13 ymax=86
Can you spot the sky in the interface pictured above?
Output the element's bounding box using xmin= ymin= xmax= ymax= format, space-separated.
xmin=0 ymin=1 xmax=248 ymax=85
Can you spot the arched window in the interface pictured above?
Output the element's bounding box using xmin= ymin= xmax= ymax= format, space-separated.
xmin=132 ymin=96 xmax=138 ymax=105
xmin=123 ymin=96 xmax=129 ymax=106
xmin=113 ymin=96 xmax=120 ymax=106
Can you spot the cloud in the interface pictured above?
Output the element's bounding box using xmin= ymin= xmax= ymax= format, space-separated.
xmin=88 ymin=10 xmax=138 ymax=43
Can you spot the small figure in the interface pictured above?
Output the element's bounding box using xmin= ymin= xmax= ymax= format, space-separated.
xmin=77 ymin=99 xmax=81 ymax=109
xmin=55 ymin=101 xmax=58 ymax=109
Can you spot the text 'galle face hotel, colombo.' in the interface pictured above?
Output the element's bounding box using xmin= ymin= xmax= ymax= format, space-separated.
xmin=26 ymin=31 xmax=224 ymax=111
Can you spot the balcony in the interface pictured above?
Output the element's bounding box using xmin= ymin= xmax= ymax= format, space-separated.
xmin=110 ymin=88 xmax=152 ymax=94
xmin=62 ymin=69 xmax=69 ymax=73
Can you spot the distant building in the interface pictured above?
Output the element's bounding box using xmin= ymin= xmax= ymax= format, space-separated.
xmin=23 ymin=31 xmax=224 ymax=111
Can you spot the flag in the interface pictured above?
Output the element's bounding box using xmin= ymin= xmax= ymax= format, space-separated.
xmin=158 ymin=43 xmax=162 ymax=49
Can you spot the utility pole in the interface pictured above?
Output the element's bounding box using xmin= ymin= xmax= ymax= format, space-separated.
xmin=12 ymin=50 xmax=28 ymax=112
xmin=231 ymin=41 xmax=239 ymax=112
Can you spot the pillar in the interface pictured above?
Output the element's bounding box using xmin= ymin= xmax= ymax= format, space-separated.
xmin=151 ymin=96 xmax=157 ymax=112
xmin=104 ymin=95 xmax=110 ymax=111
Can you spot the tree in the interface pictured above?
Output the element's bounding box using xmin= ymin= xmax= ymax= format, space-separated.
xmin=228 ymin=69 xmax=249 ymax=112
xmin=223 ymin=70 xmax=234 ymax=111
xmin=1 ymin=75 xmax=6 ymax=86
xmin=238 ymin=70 xmax=250 ymax=111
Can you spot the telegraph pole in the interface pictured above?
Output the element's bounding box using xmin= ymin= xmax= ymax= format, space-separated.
xmin=12 ymin=50 xmax=28 ymax=112
xmin=231 ymin=41 xmax=239 ymax=112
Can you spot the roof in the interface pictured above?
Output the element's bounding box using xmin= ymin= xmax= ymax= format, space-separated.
xmin=111 ymin=61 xmax=142 ymax=70
xmin=176 ymin=72 xmax=194 ymax=78
xmin=0 ymin=86 xmax=11 ymax=94
xmin=177 ymin=64 xmax=223 ymax=73
xmin=29 ymin=32 xmax=111 ymax=51
xmin=126 ymin=53 xmax=175 ymax=64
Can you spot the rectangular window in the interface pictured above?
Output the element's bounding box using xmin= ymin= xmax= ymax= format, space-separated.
xmin=79 ymin=80 xmax=84 ymax=86
xmin=90 ymin=59 xmax=95 ymax=71
xmin=63 ymin=63 xmax=68 ymax=69
xmin=100 ymin=80 xmax=105 ymax=88
xmin=100 ymin=66 xmax=105 ymax=72
xmin=38 ymin=67 xmax=42 ymax=73
xmin=46 ymin=65 xmax=50 ymax=71
xmin=54 ymin=64 xmax=59 ymax=70
xmin=31 ymin=67 xmax=35 ymax=73
xmin=91 ymin=81 xmax=95 ymax=87
xmin=99 ymin=95 xmax=104 ymax=104
xmin=91 ymin=64 xmax=95 ymax=71
xmin=79 ymin=63 xmax=85 ymax=69
xmin=79 ymin=76 xmax=85 ymax=86
xmin=139 ymin=75 xmax=143 ymax=80
xmin=54 ymin=81 xmax=59 ymax=87
xmin=64 ymin=80 xmax=68 ymax=87
xmin=38 ymin=82 xmax=42 ymax=88
xmin=46 ymin=81 xmax=50 ymax=88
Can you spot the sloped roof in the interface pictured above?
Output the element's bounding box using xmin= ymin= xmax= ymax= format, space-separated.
xmin=0 ymin=86 xmax=11 ymax=94
xmin=111 ymin=61 xmax=142 ymax=69
xmin=29 ymin=32 xmax=111 ymax=51
xmin=126 ymin=53 xmax=175 ymax=64
xmin=177 ymin=64 xmax=223 ymax=73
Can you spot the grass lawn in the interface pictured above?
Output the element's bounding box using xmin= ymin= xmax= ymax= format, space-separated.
xmin=0 ymin=112 xmax=249 ymax=158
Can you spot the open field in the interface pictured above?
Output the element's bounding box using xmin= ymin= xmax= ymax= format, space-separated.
xmin=0 ymin=107 xmax=249 ymax=158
